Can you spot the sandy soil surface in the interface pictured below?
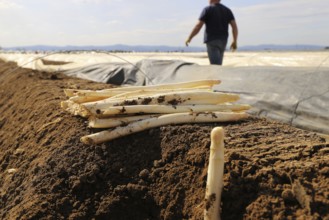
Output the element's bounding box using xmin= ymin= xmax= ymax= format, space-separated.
xmin=0 ymin=59 xmax=328 ymax=219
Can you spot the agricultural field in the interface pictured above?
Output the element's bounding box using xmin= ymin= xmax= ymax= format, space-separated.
xmin=0 ymin=52 xmax=328 ymax=219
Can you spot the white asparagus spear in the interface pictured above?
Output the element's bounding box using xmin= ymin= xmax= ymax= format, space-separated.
xmin=83 ymin=91 xmax=240 ymax=114
xmin=68 ymin=87 xmax=210 ymax=104
xmin=96 ymin=104 xmax=251 ymax=117
xmin=67 ymin=88 xmax=211 ymax=104
xmin=80 ymin=112 xmax=248 ymax=145
xmin=76 ymin=79 xmax=221 ymax=97
xmin=69 ymin=95 xmax=107 ymax=104
xmin=85 ymin=88 xmax=212 ymax=105
xmin=88 ymin=115 xmax=159 ymax=128
xmin=75 ymin=85 xmax=215 ymax=99
xmin=108 ymin=87 xmax=211 ymax=100
xmin=204 ymin=127 xmax=225 ymax=220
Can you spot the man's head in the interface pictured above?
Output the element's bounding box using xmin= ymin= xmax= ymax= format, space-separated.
xmin=209 ymin=0 xmax=220 ymax=4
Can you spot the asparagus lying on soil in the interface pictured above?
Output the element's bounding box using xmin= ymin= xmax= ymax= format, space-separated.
xmin=88 ymin=115 xmax=159 ymax=128
xmin=96 ymin=104 xmax=250 ymax=117
xmin=82 ymin=91 xmax=240 ymax=115
xmin=61 ymin=79 xmax=250 ymax=144
xmin=64 ymin=79 xmax=220 ymax=97
xmin=80 ymin=112 xmax=248 ymax=145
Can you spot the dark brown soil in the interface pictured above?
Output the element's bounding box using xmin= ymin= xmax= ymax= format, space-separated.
xmin=0 ymin=59 xmax=328 ymax=220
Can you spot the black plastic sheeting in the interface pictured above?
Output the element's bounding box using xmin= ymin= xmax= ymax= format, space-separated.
xmin=64 ymin=60 xmax=196 ymax=86
xmin=64 ymin=60 xmax=329 ymax=135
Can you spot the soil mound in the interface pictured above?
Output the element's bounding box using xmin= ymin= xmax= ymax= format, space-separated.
xmin=0 ymin=60 xmax=328 ymax=219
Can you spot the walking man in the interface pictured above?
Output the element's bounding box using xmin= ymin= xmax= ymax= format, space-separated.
xmin=186 ymin=0 xmax=238 ymax=65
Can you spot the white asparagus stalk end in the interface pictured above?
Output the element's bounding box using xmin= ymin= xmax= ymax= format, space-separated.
xmin=61 ymin=100 xmax=90 ymax=118
xmin=204 ymin=127 xmax=225 ymax=220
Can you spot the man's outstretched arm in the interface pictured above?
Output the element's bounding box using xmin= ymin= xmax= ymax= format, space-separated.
xmin=186 ymin=20 xmax=204 ymax=46
xmin=229 ymin=20 xmax=238 ymax=51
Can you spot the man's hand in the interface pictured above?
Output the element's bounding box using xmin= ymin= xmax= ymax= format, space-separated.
xmin=185 ymin=39 xmax=191 ymax=47
xmin=230 ymin=42 xmax=237 ymax=51
xmin=185 ymin=20 xmax=204 ymax=47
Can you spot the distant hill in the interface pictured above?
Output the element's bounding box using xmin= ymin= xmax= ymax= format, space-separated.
xmin=2 ymin=44 xmax=206 ymax=52
xmin=2 ymin=44 xmax=327 ymax=52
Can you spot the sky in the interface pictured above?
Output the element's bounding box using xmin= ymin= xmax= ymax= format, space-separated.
xmin=0 ymin=0 xmax=328 ymax=48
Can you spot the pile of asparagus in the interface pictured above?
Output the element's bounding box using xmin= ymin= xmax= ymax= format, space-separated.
xmin=61 ymin=80 xmax=251 ymax=145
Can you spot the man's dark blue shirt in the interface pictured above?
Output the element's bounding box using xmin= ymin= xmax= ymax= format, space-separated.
xmin=199 ymin=3 xmax=235 ymax=43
